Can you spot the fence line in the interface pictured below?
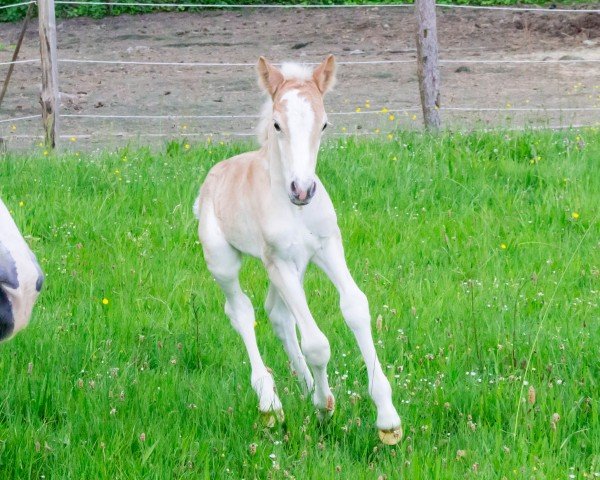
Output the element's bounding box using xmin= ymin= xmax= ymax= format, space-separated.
xmin=60 ymin=109 xmax=424 ymax=120
xmin=0 ymin=59 xmax=40 ymax=67
xmin=0 ymin=1 xmax=34 ymax=10
xmin=0 ymin=114 xmax=41 ymax=124
xmin=7 ymin=122 xmax=599 ymax=143
xmin=58 ymin=58 xmax=417 ymax=66
xmin=4 ymin=57 xmax=598 ymax=69
xmin=4 ymin=105 xmax=600 ymax=125
xmin=53 ymin=1 xmax=411 ymax=8
xmin=57 ymin=106 xmax=600 ymax=121
xmin=56 ymin=58 xmax=600 ymax=67
xmin=51 ymin=1 xmax=600 ymax=14
xmin=442 ymin=107 xmax=600 ymax=112
xmin=436 ymin=4 xmax=600 ymax=13
xmin=440 ymin=59 xmax=600 ymax=64
xmin=4 ymin=0 xmax=598 ymax=14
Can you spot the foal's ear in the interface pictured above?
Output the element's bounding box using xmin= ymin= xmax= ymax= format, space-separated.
xmin=313 ymin=54 xmax=336 ymax=94
xmin=257 ymin=57 xmax=285 ymax=98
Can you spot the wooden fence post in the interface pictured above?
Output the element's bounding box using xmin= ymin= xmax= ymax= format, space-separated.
xmin=38 ymin=0 xmax=60 ymax=148
xmin=415 ymin=0 xmax=441 ymax=130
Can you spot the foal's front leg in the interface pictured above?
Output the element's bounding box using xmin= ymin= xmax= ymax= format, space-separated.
xmin=204 ymin=242 xmax=283 ymax=426
xmin=313 ymin=233 xmax=402 ymax=445
xmin=265 ymin=258 xmax=335 ymax=418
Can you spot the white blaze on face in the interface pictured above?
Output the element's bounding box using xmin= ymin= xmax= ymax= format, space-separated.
xmin=280 ymin=89 xmax=318 ymax=192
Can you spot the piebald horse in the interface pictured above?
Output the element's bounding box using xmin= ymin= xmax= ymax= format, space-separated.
xmin=0 ymin=198 xmax=44 ymax=342
xmin=194 ymin=56 xmax=402 ymax=444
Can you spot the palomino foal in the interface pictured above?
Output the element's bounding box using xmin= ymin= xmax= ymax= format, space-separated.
xmin=195 ymin=56 xmax=402 ymax=444
xmin=0 ymin=198 xmax=44 ymax=342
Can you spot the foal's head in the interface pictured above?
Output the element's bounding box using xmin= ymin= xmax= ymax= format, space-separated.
xmin=258 ymin=55 xmax=336 ymax=206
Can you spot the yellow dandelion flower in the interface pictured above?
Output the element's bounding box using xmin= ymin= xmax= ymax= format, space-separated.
xmin=18 ymin=201 xmax=24 ymax=207
xmin=38 ymin=142 xmax=44 ymax=147
xmin=380 ymin=107 xmax=389 ymax=113
xmin=184 ymin=144 xmax=190 ymax=150
xmin=392 ymin=156 xmax=398 ymax=161
xmin=114 ymin=169 xmax=120 ymax=175
xmin=374 ymin=128 xmax=380 ymax=134
xmin=355 ymin=107 xmax=362 ymax=113
xmin=43 ymin=150 xmax=49 ymax=156
xmin=506 ymin=102 xmax=512 ymax=109
xmin=341 ymin=127 xmax=347 ymax=132
xmin=500 ymin=243 xmax=507 ymax=250
xmin=388 ymin=114 xmax=395 ymax=121
xmin=10 ymin=125 xmax=16 ymax=132
xmin=182 ymin=125 xmax=188 ymax=130
xmin=571 ymin=211 xmax=580 ymax=220
xmin=102 ymin=298 xmax=109 ymax=305
xmin=364 ymin=101 xmax=370 ymax=108
xmin=69 ymin=137 xmax=77 ymax=142
xmin=411 ymin=114 xmax=417 ymax=121
xmin=387 ymin=133 xmax=393 ymax=140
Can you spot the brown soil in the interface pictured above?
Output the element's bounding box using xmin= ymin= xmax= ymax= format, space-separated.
xmin=1 ymin=6 xmax=599 ymax=149
xmin=519 ymin=12 xmax=600 ymax=38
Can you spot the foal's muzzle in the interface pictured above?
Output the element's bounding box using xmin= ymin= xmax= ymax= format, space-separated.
xmin=290 ymin=181 xmax=317 ymax=206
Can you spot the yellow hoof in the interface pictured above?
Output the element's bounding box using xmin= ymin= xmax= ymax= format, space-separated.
xmin=378 ymin=426 xmax=403 ymax=445
xmin=260 ymin=409 xmax=285 ymax=428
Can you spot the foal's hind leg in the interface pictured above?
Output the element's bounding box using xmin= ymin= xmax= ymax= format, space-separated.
xmin=202 ymin=237 xmax=283 ymax=424
xmin=265 ymin=284 xmax=314 ymax=394
xmin=265 ymin=259 xmax=335 ymax=420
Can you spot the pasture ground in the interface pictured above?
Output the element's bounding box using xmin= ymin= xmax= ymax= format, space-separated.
xmin=1 ymin=7 xmax=600 ymax=147
xmin=0 ymin=130 xmax=599 ymax=478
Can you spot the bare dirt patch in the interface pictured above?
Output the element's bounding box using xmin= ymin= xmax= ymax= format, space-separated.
xmin=1 ymin=7 xmax=600 ymax=149
xmin=518 ymin=12 xmax=600 ymax=38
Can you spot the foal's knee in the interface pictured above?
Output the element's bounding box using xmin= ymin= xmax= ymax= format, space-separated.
xmin=341 ymin=289 xmax=370 ymax=332
xmin=302 ymin=333 xmax=330 ymax=368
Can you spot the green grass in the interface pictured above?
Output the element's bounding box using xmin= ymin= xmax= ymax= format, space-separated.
xmin=0 ymin=130 xmax=598 ymax=479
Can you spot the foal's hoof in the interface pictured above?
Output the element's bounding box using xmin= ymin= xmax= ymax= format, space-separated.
xmin=260 ymin=409 xmax=285 ymax=428
xmin=378 ymin=426 xmax=403 ymax=446
xmin=316 ymin=395 xmax=335 ymax=422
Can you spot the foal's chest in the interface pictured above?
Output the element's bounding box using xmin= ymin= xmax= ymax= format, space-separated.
xmin=264 ymin=206 xmax=334 ymax=263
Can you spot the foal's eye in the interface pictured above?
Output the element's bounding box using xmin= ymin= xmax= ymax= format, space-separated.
xmin=274 ymin=122 xmax=281 ymax=132
xmin=322 ymin=123 xmax=328 ymax=131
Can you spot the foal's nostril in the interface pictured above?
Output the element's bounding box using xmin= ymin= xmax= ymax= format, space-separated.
xmin=307 ymin=181 xmax=317 ymax=199
xmin=290 ymin=181 xmax=298 ymax=195
xmin=0 ymin=320 xmax=13 ymax=341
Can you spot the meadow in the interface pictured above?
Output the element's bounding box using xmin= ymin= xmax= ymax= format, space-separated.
xmin=0 ymin=130 xmax=598 ymax=479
